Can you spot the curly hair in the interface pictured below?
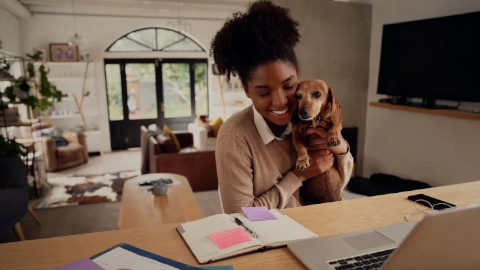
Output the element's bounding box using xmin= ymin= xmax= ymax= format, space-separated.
xmin=210 ymin=0 xmax=300 ymax=87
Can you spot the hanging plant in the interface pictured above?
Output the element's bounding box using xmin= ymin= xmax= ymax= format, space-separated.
xmin=1 ymin=52 xmax=62 ymax=111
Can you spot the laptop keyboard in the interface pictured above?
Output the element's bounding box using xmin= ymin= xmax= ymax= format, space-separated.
xmin=327 ymin=248 xmax=396 ymax=270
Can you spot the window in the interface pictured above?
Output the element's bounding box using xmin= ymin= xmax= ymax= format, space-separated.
xmin=107 ymin=27 xmax=205 ymax=52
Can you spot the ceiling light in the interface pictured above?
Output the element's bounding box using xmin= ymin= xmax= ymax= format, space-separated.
xmin=68 ymin=0 xmax=84 ymax=46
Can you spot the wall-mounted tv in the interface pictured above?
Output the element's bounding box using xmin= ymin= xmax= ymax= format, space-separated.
xmin=377 ymin=11 xmax=480 ymax=108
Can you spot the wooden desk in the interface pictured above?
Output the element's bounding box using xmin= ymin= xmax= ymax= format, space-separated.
xmin=1 ymin=181 xmax=479 ymax=270
xmin=117 ymin=173 xmax=204 ymax=229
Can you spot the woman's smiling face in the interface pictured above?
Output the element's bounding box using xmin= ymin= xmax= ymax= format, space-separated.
xmin=245 ymin=60 xmax=299 ymax=130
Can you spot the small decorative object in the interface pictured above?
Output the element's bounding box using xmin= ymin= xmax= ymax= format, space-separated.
xmin=32 ymin=48 xmax=46 ymax=61
xmin=152 ymin=181 xmax=168 ymax=196
xmin=49 ymin=43 xmax=79 ymax=62
xmin=81 ymin=52 xmax=91 ymax=61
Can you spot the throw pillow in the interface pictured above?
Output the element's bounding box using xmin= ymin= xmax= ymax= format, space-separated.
xmin=163 ymin=124 xmax=181 ymax=150
xmin=156 ymin=133 xmax=180 ymax=153
xmin=51 ymin=135 xmax=68 ymax=147
xmin=209 ymin=117 xmax=224 ymax=137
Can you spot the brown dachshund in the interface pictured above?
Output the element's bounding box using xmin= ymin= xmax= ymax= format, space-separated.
xmin=292 ymin=80 xmax=343 ymax=204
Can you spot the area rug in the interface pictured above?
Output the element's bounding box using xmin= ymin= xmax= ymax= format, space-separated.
xmin=36 ymin=170 xmax=139 ymax=209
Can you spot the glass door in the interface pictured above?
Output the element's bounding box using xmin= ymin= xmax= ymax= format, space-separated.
xmin=105 ymin=59 xmax=208 ymax=150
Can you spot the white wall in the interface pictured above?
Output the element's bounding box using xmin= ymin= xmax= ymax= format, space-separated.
xmin=0 ymin=5 xmax=22 ymax=54
xmin=20 ymin=13 xmax=243 ymax=151
xmin=364 ymin=0 xmax=480 ymax=186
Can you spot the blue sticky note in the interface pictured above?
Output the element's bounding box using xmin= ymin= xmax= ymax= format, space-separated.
xmin=241 ymin=207 xmax=277 ymax=221
xmin=55 ymin=258 xmax=104 ymax=270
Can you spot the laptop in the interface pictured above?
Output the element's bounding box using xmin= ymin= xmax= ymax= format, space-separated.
xmin=287 ymin=205 xmax=480 ymax=270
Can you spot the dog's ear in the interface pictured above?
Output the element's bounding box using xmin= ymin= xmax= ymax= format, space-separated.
xmin=327 ymin=86 xmax=340 ymax=115
xmin=327 ymin=86 xmax=342 ymax=125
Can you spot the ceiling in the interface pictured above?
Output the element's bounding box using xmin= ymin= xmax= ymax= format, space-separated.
xmin=16 ymin=0 xmax=254 ymax=20
xmin=6 ymin=0 xmax=373 ymax=20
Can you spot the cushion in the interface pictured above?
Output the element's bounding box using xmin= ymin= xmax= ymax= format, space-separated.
xmin=51 ymin=135 xmax=68 ymax=147
xmin=147 ymin=124 xmax=158 ymax=131
xmin=163 ymin=124 xmax=181 ymax=150
xmin=156 ymin=133 xmax=180 ymax=153
xmin=209 ymin=117 xmax=223 ymax=137
xmin=179 ymin=147 xmax=197 ymax=153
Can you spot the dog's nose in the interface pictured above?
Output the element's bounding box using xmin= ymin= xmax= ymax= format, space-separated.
xmin=299 ymin=107 xmax=309 ymax=119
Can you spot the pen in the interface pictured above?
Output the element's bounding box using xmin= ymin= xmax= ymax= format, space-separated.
xmin=234 ymin=217 xmax=258 ymax=238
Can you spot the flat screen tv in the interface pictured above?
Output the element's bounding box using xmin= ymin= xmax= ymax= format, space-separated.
xmin=377 ymin=11 xmax=480 ymax=108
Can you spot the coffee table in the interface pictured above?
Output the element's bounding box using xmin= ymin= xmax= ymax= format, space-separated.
xmin=117 ymin=173 xmax=204 ymax=229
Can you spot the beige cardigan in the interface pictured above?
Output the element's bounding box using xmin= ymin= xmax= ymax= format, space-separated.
xmin=216 ymin=106 xmax=354 ymax=214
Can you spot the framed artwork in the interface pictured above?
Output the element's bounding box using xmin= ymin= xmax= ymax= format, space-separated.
xmin=49 ymin=43 xmax=79 ymax=62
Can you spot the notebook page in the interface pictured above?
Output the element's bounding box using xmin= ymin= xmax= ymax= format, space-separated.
xmin=232 ymin=209 xmax=317 ymax=247
xmin=178 ymin=214 xmax=262 ymax=263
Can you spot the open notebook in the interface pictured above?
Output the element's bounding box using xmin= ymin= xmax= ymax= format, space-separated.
xmin=177 ymin=209 xmax=317 ymax=264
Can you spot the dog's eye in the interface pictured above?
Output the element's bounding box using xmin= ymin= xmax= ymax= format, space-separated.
xmin=313 ymin=91 xmax=322 ymax=98
xmin=295 ymin=94 xmax=302 ymax=100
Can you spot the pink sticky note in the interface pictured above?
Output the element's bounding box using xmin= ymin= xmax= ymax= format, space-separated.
xmin=209 ymin=226 xmax=252 ymax=249
xmin=241 ymin=207 xmax=278 ymax=221
xmin=55 ymin=258 xmax=104 ymax=270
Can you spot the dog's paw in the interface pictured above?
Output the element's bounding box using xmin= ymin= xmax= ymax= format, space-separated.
xmin=296 ymin=156 xmax=311 ymax=170
xmin=327 ymin=136 xmax=341 ymax=147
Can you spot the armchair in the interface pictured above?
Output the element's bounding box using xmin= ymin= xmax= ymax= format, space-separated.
xmin=41 ymin=131 xmax=88 ymax=172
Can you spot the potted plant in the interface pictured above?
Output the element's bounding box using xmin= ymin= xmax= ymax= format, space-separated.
xmin=0 ymin=51 xmax=61 ymax=161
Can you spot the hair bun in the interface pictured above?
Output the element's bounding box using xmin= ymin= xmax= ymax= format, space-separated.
xmin=210 ymin=1 xmax=300 ymax=83
xmin=247 ymin=1 xmax=300 ymax=48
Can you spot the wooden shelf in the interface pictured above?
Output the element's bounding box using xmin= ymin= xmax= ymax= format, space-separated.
xmin=370 ymin=102 xmax=480 ymax=121
xmin=49 ymin=113 xmax=99 ymax=119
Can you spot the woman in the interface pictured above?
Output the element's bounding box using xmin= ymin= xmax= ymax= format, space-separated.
xmin=211 ymin=1 xmax=354 ymax=214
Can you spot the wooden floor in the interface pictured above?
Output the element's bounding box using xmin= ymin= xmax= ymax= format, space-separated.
xmin=0 ymin=149 xmax=222 ymax=243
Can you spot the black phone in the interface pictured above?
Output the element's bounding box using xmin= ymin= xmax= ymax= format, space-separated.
xmin=407 ymin=194 xmax=456 ymax=210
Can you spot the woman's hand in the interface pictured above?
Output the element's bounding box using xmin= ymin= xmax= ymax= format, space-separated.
xmin=292 ymin=125 xmax=349 ymax=181
xmin=305 ymin=126 xmax=349 ymax=155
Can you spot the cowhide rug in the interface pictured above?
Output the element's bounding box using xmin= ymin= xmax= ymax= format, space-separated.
xmin=36 ymin=170 xmax=139 ymax=209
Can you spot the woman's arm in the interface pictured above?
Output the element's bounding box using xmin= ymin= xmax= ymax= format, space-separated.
xmin=216 ymin=134 xmax=302 ymax=214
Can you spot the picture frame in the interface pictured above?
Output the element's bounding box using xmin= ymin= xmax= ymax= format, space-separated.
xmin=49 ymin=43 xmax=79 ymax=62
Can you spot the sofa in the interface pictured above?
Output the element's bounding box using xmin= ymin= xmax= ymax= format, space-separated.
xmin=140 ymin=125 xmax=218 ymax=192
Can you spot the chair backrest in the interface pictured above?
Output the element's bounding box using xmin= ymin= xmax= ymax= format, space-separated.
xmin=0 ymin=157 xmax=29 ymax=191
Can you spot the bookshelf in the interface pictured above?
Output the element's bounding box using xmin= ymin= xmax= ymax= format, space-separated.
xmin=370 ymin=102 xmax=480 ymax=121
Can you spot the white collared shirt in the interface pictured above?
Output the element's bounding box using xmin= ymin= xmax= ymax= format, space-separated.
xmin=253 ymin=106 xmax=292 ymax=145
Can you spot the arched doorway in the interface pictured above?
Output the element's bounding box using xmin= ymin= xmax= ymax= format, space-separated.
xmin=104 ymin=27 xmax=208 ymax=150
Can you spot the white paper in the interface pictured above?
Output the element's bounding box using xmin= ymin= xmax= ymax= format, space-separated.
xmin=92 ymin=247 xmax=180 ymax=270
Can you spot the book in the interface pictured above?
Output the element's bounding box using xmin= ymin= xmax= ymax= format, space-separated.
xmin=177 ymin=209 xmax=318 ymax=264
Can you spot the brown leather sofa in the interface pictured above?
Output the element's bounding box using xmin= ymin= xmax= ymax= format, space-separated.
xmin=41 ymin=131 xmax=89 ymax=172
xmin=140 ymin=126 xmax=217 ymax=192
